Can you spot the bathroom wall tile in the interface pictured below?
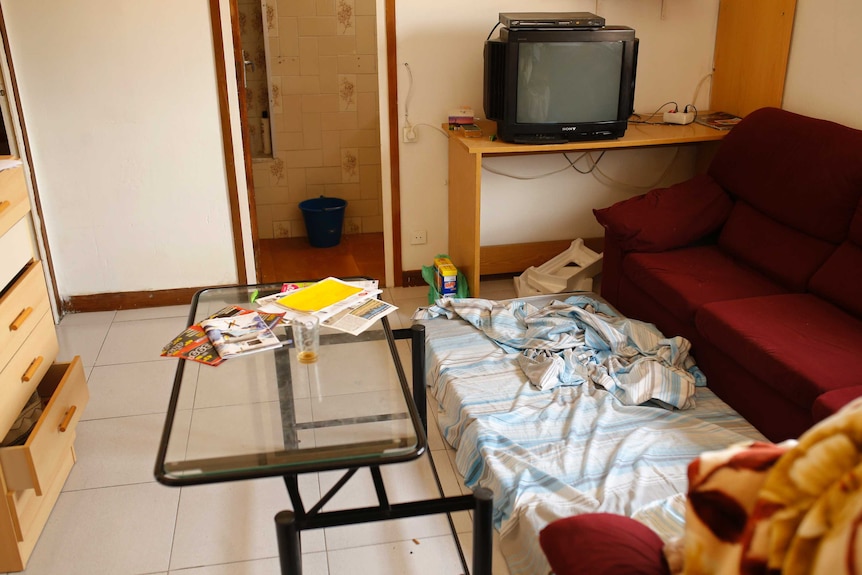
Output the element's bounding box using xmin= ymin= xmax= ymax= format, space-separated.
xmin=282 ymin=75 xmax=320 ymax=95
xmin=299 ymin=37 xmax=320 ymax=75
xmin=355 ymin=74 xmax=379 ymax=93
xmin=264 ymin=1 xmax=278 ymax=36
xmin=285 ymin=149 xmax=324 ymax=169
xmin=321 ymin=111 xmax=358 ymax=131
xmin=362 ymin=214 xmax=384 ymax=233
xmin=317 ymin=56 xmax=339 ymax=93
xmin=302 ymin=93 xmax=338 ymax=114
xmin=355 ymin=0 xmax=375 ymax=16
xmin=355 ymin=15 xmax=376 ymax=54
xmin=324 ymin=183 xmax=361 ymax=201
xmin=358 ymin=146 xmax=381 ymax=165
xmin=278 ymin=0 xmax=316 ymax=18
xmin=273 ymin=220 xmax=291 ymax=239
xmin=335 ymin=0 xmax=355 ymax=36
xmin=282 ymin=94 xmax=303 ymax=130
xmin=306 ymin=167 xmax=343 ymax=185
xmin=318 ymin=35 xmax=356 ymax=57
xmin=360 ymin=176 xmax=382 ymax=200
xmin=302 ymin=112 xmax=322 ymax=148
xmin=321 ymin=131 xmax=341 ymax=165
xmin=270 ymin=76 xmax=284 ymax=111
xmin=276 ymin=18 xmax=299 ymax=55
xmin=316 ymin=0 xmax=336 ymax=16
xmin=337 ymin=54 xmax=376 ymax=74
xmin=342 ymin=216 xmax=362 ymax=235
xmin=338 ymin=74 xmax=357 ymax=111
xmin=341 ymin=148 xmax=360 ymax=183
xmin=299 ymin=16 xmax=336 ymax=37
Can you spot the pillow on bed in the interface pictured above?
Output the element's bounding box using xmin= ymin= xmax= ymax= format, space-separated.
xmin=593 ymin=174 xmax=732 ymax=252
xmin=539 ymin=512 xmax=670 ymax=575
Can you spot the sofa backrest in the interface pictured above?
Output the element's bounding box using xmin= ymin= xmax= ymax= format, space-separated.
xmin=808 ymin=200 xmax=862 ymax=319
xmin=708 ymin=107 xmax=862 ymax=291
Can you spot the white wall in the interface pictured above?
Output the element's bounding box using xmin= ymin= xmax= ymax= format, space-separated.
xmin=782 ymin=0 xmax=862 ymax=129
xmin=1 ymin=0 xmax=247 ymax=299
xmin=393 ymin=0 xmax=720 ymax=269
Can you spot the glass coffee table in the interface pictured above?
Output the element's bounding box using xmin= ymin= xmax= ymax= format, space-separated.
xmin=154 ymin=282 xmax=492 ymax=574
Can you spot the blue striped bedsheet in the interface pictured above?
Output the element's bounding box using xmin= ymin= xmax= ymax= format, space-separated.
xmin=418 ymin=295 xmax=766 ymax=575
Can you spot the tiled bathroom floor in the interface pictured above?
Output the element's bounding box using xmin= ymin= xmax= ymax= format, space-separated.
xmin=10 ymin=280 xmax=516 ymax=575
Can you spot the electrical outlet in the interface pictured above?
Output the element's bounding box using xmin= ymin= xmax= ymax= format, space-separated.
xmin=410 ymin=230 xmax=427 ymax=245
xmin=402 ymin=125 xmax=417 ymax=143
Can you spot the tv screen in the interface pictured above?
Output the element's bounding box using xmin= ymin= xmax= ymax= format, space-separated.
xmin=484 ymin=25 xmax=638 ymax=144
xmin=516 ymin=42 xmax=623 ymax=124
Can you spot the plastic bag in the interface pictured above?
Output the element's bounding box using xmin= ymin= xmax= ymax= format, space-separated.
xmin=421 ymin=254 xmax=470 ymax=304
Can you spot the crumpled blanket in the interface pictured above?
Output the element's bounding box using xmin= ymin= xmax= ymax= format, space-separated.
xmin=669 ymin=396 xmax=862 ymax=574
xmin=417 ymin=295 xmax=704 ymax=410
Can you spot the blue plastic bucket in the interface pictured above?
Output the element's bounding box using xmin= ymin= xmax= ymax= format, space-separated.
xmin=299 ymin=196 xmax=347 ymax=248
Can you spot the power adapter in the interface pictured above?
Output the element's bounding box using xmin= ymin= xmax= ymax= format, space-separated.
xmin=663 ymin=111 xmax=696 ymax=125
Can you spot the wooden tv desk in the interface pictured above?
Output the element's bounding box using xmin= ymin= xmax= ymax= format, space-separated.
xmin=447 ymin=118 xmax=728 ymax=297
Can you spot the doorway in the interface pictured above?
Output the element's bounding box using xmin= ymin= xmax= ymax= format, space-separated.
xmin=235 ymin=0 xmax=386 ymax=283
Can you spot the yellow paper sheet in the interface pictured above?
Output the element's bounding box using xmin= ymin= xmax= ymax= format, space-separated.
xmin=275 ymin=277 xmax=363 ymax=312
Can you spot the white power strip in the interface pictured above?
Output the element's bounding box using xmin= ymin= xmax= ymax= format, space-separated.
xmin=663 ymin=111 xmax=696 ymax=125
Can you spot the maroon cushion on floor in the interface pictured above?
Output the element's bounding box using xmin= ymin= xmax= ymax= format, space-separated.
xmin=539 ymin=513 xmax=670 ymax=575
xmin=622 ymin=246 xmax=786 ymax=325
xmin=696 ymin=294 xmax=862 ymax=409
xmin=593 ymin=174 xmax=732 ymax=253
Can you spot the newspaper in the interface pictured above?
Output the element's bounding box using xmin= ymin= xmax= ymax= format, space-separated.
xmin=255 ymin=279 xmax=397 ymax=335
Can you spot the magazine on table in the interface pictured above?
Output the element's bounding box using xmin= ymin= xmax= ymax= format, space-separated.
xmin=321 ymin=297 xmax=399 ymax=335
xmin=694 ymin=111 xmax=742 ymax=130
xmin=200 ymin=311 xmax=283 ymax=358
xmin=161 ymin=306 xmax=284 ymax=365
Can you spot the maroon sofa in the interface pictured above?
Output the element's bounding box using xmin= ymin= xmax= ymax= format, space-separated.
xmin=594 ymin=107 xmax=862 ymax=441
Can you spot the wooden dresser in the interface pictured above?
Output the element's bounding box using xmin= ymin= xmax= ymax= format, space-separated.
xmin=0 ymin=162 xmax=88 ymax=571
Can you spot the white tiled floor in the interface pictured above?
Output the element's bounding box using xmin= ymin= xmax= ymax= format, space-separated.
xmin=10 ymin=280 xmax=516 ymax=575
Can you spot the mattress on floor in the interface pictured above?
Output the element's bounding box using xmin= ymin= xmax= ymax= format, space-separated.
xmin=418 ymin=294 xmax=766 ymax=575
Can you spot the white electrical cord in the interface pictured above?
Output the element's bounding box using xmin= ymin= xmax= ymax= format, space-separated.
xmin=691 ymin=73 xmax=713 ymax=110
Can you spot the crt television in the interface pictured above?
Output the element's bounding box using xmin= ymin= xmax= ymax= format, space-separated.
xmin=484 ymin=25 xmax=639 ymax=144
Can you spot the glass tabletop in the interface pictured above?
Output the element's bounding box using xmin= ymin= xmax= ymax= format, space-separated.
xmin=154 ymin=282 xmax=426 ymax=485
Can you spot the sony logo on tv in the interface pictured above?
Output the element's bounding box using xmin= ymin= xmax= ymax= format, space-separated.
xmin=561 ymin=126 xmax=578 ymax=131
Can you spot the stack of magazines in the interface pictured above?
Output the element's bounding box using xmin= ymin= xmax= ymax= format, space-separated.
xmin=160 ymin=278 xmax=399 ymax=366
xmin=255 ymin=277 xmax=398 ymax=336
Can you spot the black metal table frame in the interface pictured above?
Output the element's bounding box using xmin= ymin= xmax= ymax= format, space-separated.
xmin=154 ymin=285 xmax=493 ymax=575
xmin=274 ymin=324 xmax=493 ymax=575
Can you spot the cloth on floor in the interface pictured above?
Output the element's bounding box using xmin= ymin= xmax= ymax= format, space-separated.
xmin=417 ymin=295 xmax=703 ymax=409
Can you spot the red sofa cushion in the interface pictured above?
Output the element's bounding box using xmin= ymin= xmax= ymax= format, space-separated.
xmin=622 ymin=246 xmax=787 ymax=325
xmin=539 ymin=513 xmax=670 ymax=575
xmin=717 ymin=201 xmax=836 ymax=291
xmin=708 ymin=108 xmax=862 ymax=244
xmin=812 ymin=387 xmax=862 ymax=422
xmin=808 ymin=202 xmax=862 ymax=319
xmin=696 ymin=294 xmax=862 ymax=409
xmin=593 ymin=174 xmax=732 ymax=253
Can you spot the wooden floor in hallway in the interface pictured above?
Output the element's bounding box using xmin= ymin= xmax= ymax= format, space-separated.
xmin=257 ymin=232 xmax=385 ymax=284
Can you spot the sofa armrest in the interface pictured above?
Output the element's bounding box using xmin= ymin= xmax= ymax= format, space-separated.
xmin=812 ymin=386 xmax=862 ymax=423
xmin=593 ymin=174 xmax=733 ymax=253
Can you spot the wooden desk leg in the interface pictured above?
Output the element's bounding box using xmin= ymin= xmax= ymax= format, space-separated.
xmin=448 ymin=136 xmax=483 ymax=297
xmin=275 ymin=510 xmax=302 ymax=574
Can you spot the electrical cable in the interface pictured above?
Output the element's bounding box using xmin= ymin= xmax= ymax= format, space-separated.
xmin=403 ymin=62 xmax=414 ymax=127
xmin=629 ymin=101 xmax=679 ymax=125
xmin=486 ymin=22 xmax=501 ymax=41
xmin=690 ymin=73 xmax=712 ymax=110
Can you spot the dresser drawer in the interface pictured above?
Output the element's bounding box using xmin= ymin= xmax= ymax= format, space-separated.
xmin=0 ymin=165 xmax=27 ymax=239
xmin=0 ymin=312 xmax=58 ymax=434
xmin=0 ymin=358 xmax=88 ymax=495
xmin=0 ymin=216 xmax=35 ymax=292
xmin=0 ymin=261 xmax=49 ymax=369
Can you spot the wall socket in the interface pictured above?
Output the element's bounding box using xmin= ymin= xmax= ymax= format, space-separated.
xmin=410 ymin=230 xmax=427 ymax=245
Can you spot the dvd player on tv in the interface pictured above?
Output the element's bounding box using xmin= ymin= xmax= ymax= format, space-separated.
xmin=499 ymin=12 xmax=605 ymax=30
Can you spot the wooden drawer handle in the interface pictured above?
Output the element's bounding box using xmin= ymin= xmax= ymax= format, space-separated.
xmin=10 ymin=307 xmax=33 ymax=331
xmin=59 ymin=406 xmax=77 ymax=432
xmin=21 ymin=356 xmax=43 ymax=382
